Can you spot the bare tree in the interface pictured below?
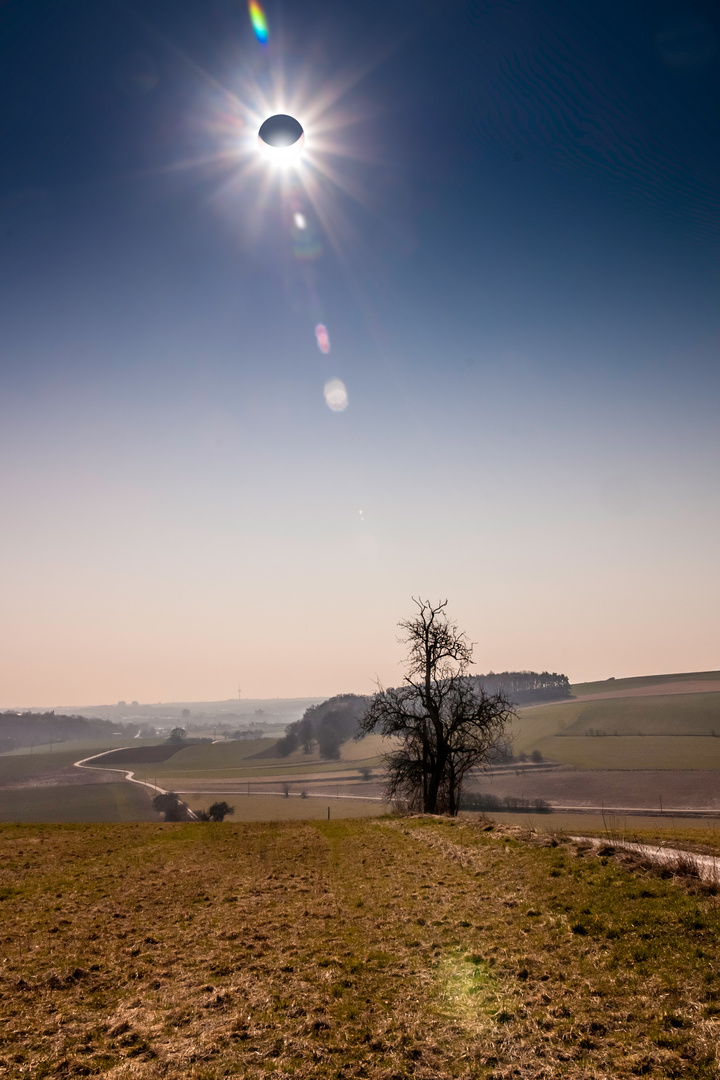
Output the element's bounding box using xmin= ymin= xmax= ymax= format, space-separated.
xmin=359 ymin=599 xmax=516 ymax=816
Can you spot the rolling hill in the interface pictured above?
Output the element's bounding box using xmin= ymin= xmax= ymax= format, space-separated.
xmin=512 ymin=671 xmax=720 ymax=769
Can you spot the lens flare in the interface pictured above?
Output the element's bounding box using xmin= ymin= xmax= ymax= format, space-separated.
xmin=315 ymin=323 xmax=330 ymax=354
xmin=248 ymin=0 xmax=268 ymax=44
xmin=324 ymin=378 xmax=347 ymax=412
xmin=293 ymin=212 xmax=307 ymax=229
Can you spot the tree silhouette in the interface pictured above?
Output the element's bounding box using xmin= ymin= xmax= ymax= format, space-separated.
xmin=207 ymin=801 xmax=235 ymax=822
xmin=359 ymin=599 xmax=515 ymax=816
xmin=152 ymin=791 xmax=185 ymax=821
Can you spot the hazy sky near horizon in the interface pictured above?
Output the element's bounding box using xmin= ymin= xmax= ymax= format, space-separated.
xmin=1 ymin=0 xmax=719 ymax=707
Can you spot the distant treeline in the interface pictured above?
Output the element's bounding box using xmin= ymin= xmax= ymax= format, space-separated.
xmin=274 ymin=673 xmax=569 ymax=761
xmin=276 ymin=695 xmax=372 ymax=760
xmin=0 ymin=711 xmax=131 ymax=754
xmin=472 ymin=671 xmax=571 ymax=705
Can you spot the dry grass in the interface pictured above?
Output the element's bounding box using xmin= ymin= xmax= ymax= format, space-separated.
xmin=1 ymin=817 xmax=719 ymax=1079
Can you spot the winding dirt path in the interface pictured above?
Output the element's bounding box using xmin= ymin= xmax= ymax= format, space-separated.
xmin=73 ymin=749 xmax=197 ymax=819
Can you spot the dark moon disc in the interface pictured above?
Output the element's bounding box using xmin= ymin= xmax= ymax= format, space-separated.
xmin=258 ymin=114 xmax=304 ymax=148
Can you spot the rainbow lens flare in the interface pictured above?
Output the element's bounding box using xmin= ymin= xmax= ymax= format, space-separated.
xmin=248 ymin=1 xmax=268 ymax=44
xmin=315 ymin=324 xmax=330 ymax=354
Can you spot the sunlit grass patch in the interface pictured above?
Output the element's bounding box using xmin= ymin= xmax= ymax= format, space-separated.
xmin=435 ymin=950 xmax=511 ymax=1028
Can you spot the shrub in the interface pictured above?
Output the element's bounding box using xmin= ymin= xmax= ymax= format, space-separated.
xmin=152 ymin=792 xmax=186 ymax=821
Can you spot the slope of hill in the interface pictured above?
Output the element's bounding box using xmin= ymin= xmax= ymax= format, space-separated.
xmin=512 ymin=671 xmax=720 ymax=769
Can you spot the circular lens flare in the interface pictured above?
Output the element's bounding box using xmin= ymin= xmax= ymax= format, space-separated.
xmin=324 ymin=378 xmax=348 ymax=412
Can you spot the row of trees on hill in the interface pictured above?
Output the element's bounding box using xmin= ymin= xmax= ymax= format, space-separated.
xmin=0 ymin=711 xmax=132 ymax=754
xmin=471 ymin=671 xmax=571 ymax=704
xmin=276 ymin=694 xmax=371 ymax=759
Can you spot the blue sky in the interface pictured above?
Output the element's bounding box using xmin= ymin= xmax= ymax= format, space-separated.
xmin=1 ymin=0 xmax=718 ymax=704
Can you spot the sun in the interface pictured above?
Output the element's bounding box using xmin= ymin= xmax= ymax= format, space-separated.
xmin=167 ymin=41 xmax=386 ymax=264
xmin=257 ymin=113 xmax=305 ymax=166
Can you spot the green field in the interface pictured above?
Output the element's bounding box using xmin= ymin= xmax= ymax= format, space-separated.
xmin=1 ymin=817 xmax=718 ymax=1079
xmin=123 ymin=733 xmax=388 ymax=780
xmin=0 ymin=737 xmax=129 ymax=758
xmin=0 ymin=782 xmax=154 ymax=823
xmin=531 ymin=735 xmax=720 ymax=770
xmin=561 ymin=694 xmax=720 ymax=737
xmin=513 ymin=691 xmax=720 ymax=769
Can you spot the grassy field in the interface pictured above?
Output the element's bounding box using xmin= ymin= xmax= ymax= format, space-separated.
xmin=125 ymin=734 xmax=389 ymax=781
xmin=90 ymin=739 xmax=276 ymax=771
xmin=0 ymin=737 xmax=143 ymax=759
xmin=526 ymin=735 xmax=720 ymax=771
xmin=560 ymin=694 xmax=720 ymax=737
xmin=1 ymin=816 xmax=719 ymax=1079
xmin=0 ymin=783 xmax=154 ymax=823
xmin=0 ymin=749 xmax=92 ymax=785
xmin=513 ymin=691 xmax=720 ymax=769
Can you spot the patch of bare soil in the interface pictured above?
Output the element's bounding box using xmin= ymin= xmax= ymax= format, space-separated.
xmin=479 ymin=768 xmax=720 ymax=811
